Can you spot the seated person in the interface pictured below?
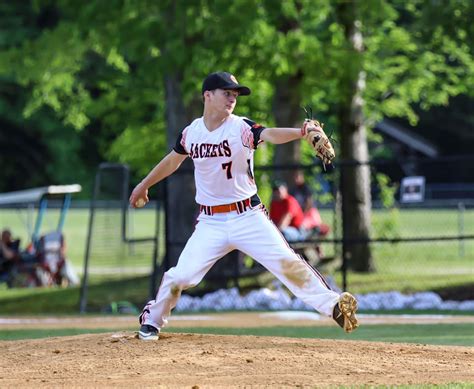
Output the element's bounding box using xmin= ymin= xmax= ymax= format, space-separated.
xmin=290 ymin=170 xmax=330 ymax=238
xmin=35 ymin=231 xmax=80 ymax=287
xmin=269 ymin=182 xmax=308 ymax=242
xmin=0 ymin=229 xmax=20 ymax=282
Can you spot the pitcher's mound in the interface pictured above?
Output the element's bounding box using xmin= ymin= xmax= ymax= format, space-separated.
xmin=1 ymin=332 xmax=472 ymax=387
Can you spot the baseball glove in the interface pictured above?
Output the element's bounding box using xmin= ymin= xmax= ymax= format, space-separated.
xmin=301 ymin=118 xmax=336 ymax=168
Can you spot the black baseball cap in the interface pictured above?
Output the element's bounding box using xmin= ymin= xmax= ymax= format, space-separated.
xmin=202 ymin=72 xmax=251 ymax=96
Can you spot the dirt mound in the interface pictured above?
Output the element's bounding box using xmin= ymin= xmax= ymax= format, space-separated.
xmin=1 ymin=332 xmax=472 ymax=388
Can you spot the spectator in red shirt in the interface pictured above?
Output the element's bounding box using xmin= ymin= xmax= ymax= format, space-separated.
xmin=270 ymin=182 xmax=309 ymax=242
xmin=290 ymin=170 xmax=330 ymax=237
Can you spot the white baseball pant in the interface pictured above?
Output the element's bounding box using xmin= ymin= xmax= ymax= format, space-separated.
xmin=141 ymin=206 xmax=339 ymax=330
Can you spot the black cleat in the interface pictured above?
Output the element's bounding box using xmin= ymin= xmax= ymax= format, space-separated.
xmin=138 ymin=324 xmax=159 ymax=341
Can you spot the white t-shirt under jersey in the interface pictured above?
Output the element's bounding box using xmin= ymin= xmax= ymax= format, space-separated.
xmin=173 ymin=114 xmax=265 ymax=206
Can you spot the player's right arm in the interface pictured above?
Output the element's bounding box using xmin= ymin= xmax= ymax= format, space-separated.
xmin=129 ymin=150 xmax=188 ymax=208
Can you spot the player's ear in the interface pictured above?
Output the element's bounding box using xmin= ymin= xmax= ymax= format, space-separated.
xmin=204 ymin=90 xmax=215 ymax=103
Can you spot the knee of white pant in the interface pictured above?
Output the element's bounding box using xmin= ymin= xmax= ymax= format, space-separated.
xmin=163 ymin=267 xmax=194 ymax=292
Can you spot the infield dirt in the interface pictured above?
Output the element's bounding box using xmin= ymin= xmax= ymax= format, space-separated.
xmin=1 ymin=313 xmax=473 ymax=388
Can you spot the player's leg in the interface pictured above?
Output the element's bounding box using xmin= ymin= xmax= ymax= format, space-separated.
xmin=233 ymin=207 xmax=358 ymax=332
xmin=139 ymin=218 xmax=231 ymax=338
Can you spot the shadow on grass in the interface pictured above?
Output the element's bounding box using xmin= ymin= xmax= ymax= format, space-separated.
xmin=0 ymin=275 xmax=150 ymax=314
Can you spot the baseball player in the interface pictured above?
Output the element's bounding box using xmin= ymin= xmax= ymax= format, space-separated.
xmin=129 ymin=71 xmax=359 ymax=341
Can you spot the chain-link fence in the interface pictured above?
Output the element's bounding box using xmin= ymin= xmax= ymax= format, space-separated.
xmin=79 ymin=163 xmax=160 ymax=313
xmin=165 ymin=155 xmax=474 ymax=302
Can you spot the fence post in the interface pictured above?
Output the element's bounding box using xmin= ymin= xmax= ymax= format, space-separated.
xmin=458 ymin=202 xmax=465 ymax=257
xmin=333 ymin=179 xmax=341 ymax=270
xmin=339 ymin=163 xmax=348 ymax=291
xmin=163 ymin=178 xmax=171 ymax=271
xmin=150 ymin=199 xmax=161 ymax=299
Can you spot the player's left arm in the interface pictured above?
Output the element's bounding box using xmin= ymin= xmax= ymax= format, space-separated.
xmin=241 ymin=119 xmax=302 ymax=148
xmin=260 ymin=127 xmax=303 ymax=144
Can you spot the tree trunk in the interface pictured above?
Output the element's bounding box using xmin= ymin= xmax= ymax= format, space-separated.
xmin=164 ymin=74 xmax=197 ymax=268
xmin=337 ymin=1 xmax=375 ymax=272
xmin=272 ymin=74 xmax=303 ymax=184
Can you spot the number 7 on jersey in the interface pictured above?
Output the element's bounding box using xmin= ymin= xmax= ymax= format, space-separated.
xmin=222 ymin=162 xmax=233 ymax=179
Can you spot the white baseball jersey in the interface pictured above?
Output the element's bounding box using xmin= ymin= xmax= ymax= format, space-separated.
xmin=173 ymin=114 xmax=265 ymax=206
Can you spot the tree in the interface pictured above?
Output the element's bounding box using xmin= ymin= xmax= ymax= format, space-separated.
xmin=0 ymin=2 xmax=95 ymax=193
xmin=2 ymin=0 xmax=473 ymax=274
xmin=325 ymin=0 xmax=474 ymax=271
xmin=335 ymin=1 xmax=374 ymax=271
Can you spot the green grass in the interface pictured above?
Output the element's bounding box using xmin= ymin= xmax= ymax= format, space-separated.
xmin=0 ymin=207 xmax=473 ymax=311
xmin=1 ymin=323 xmax=472 ymax=346
xmin=166 ymin=323 xmax=474 ymax=346
xmin=347 ymin=385 xmax=473 ymax=389
xmin=0 ymin=328 xmax=118 ymax=340
xmin=323 ymin=208 xmax=474 ymax=294
xmin=1 ymin=273 xmax=472 ymax=315
xmin=0 ymin=208 xmax=160 ymax=269
xmin=342 ymin=271 xmax=474 ymax=295
xmin=1 ymin=207 xmax=472 ymax=268
xmin=0 ymin=275 xmax=151 ymax=314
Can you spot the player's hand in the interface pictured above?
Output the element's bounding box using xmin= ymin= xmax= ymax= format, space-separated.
xmin=129 ymin=183 xmax=149 ymax=208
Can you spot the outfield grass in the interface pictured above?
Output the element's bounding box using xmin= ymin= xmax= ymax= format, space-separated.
xmin=170 ymin=323 xmax=474 ymax=346
xmin=0 ymin=207 xmax=472 ymax=309
xmin=1 ymin=207 xmax=472 ymax=267
xmin=0 ymin=276 xmax=151 ymax=314
xmin=0 ymin=323 xmax=472 ymax=347
xmin=351 ymin=385 xmax=473 ymax=389
xmin=0 ymin=270 xmax=473 ymax=315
